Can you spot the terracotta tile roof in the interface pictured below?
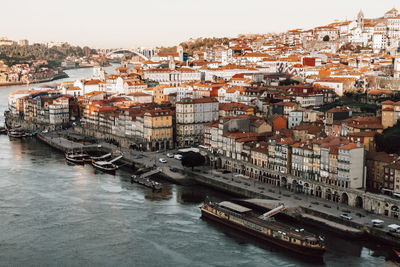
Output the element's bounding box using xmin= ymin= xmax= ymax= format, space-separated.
xmin=339 ymin=143 xmax=360 ymax=150
xmin=367 ymin=151 xmax=398 ymax=162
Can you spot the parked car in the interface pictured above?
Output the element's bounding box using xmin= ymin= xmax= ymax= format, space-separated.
xmin=340 ymin=213 xmax=352 ymax=220
xmin=388 ymin=224 xmax=400 ymax=232
xmin=167 ymin=153 xmax=174 ymax=158
xmin=159 ymin=158 xmax=167 ymax=163
xmin=371 ymin=219 xmax=384 ymax=228
xmin=174 ymin=154 xmax=182 ymax=160
xmin=169 ymin=167 xmax=178 ymax=172
xmin=135 ymin=155 xmax=143 ymax=159
xmin=222 ymin=170 xmax=231 ymax=174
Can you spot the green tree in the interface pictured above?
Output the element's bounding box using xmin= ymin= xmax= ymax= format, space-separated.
xmin=375 ymin=122 xmax=400 ymax=154
xmin=323 ymin=35 xmax=330 ymax=42
xmin=279 ymin=78 xmax=300 ymax=86
xmin=181 ymin=152 xmax=205 ymax=170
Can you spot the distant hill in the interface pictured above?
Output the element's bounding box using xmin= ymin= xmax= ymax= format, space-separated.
xmin=179 ymin=37 xmax=231 ymax=55
xmin=0 ymin=44 xmax=97 ymax=67
xmin=157 ymin=37 xmax=232 ymax=55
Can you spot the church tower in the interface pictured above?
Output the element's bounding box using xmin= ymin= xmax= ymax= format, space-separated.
xmin=357 ymin=9 xmax=364 ymax=29
xmin=177 ymin=45 xmax=184 ymax=62
xmin=169 ymin=56 xmax=176 ymax=70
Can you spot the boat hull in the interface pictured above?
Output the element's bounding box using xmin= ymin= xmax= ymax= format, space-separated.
xmin=66 ymin=157 xmax=85 ymax=165
xmin=201 ymin=209 xmax=325 ymax=258
xmin=92 ymin=163 xmax=117 ymax=174
xmin=131 ymin=175 xmax=162 ymax=191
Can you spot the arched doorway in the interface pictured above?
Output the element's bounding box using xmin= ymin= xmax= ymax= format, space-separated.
xmin=204 ymin=156 xmax=210 ymax=166
xmin=325 ymin=189 xmax=332 ymax=201
xmin=292 ymin=180 xmax=298 ymax=192
xmin=304 ymin=183 xmax=310 ymax=195
xmin=333 ymin=191 xmax=339 ymax=203
xmin=281 ymin=177 xmax=287 ymax=188
xmin=341 ymin=193 xmax=349 ymax=205
xmin=216 ymin=158 xmax=222 ymax=169
xmin=355 ymin=196 xmax=363 ymax=209
xmin=391 ymin=205 xmax=399 ymax=218
xmin=316 ymin=186 xmax=322 ymax=198
xmin=155 ymin=142 xmax=160 ymax=151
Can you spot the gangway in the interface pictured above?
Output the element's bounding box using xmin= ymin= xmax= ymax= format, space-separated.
xmin=259 ymin=204 xmax=286 ymax=220
xmin=139 ymin=167 xmax=162 ymax=179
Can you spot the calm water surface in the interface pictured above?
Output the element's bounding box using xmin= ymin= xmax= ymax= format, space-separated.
xmin=0 ymin=67 xmax=393 ymax=266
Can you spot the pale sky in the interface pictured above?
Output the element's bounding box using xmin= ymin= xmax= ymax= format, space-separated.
xmin=1 ymin=0 xmax=399 ymax=48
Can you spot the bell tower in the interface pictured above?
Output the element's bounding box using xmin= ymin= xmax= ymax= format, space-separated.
xmin=357 ymin=9 xmax=364 ymax=29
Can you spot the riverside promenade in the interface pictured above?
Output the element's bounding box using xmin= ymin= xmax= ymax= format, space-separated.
xmin=36 ymin=129 xmax=400 ymax=246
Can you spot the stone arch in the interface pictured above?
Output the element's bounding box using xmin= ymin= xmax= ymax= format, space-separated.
xmin=391 ymin=205 xmax=399 ymax=218
xmin=325 ymin=188 xmax=332 ymax=201
xmin=291 ymin=180 xmax=298 ymax=192
xmin=304 ymin=183 xmax=310 ymax=195
xmin=204 ymin=156 xmax=211 ymax=166
xmin=341 ymin=193 xmax=349 ymax=205
xmin=281 ymin=177 xmax=287 ymax=187
xmin=355 ymin=196 xmax=363 ymax=209
xmin=316 ymin=186 xmax=322 ymax=198
xmin=216 ymin=157 xmax=222 ymax=169
xmin=333 ymin=191 xmax=340 ymax=203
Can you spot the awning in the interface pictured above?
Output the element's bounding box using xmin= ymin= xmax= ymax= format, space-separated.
xmin=219 ymin=201 xmax=252 ymax=213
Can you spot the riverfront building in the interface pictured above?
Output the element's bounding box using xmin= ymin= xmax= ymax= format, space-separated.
xmin=176 ymin=97 xmax=219 ymax=147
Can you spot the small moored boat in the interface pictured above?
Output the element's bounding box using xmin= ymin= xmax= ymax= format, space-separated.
xmin=0 ymin=127 xmax=7 ymax=134
xmin=65 ymin=151 xmax=90 ymax=164
xmin=88 ymin=153 xmax=112 ymax=162
xmin=92 ymin=160 xmax=118 ymax=174
xmin=131 ymin=175 xmax=162 ymax=191
xmin=8 ymin=129 xmax=27 ymax=138
xmin=91 ymin=155 xmax=122 ymax=174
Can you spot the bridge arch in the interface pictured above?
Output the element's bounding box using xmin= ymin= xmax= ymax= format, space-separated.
xmin=106 ymin=49 xmax=149 ymax=61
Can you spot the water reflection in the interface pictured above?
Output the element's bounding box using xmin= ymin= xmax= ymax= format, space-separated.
xmin=144 ymin=186 xmax=173 ymax=201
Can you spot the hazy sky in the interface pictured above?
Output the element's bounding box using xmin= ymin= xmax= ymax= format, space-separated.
xmin=1 ymin=0 xmax=399 ymax=48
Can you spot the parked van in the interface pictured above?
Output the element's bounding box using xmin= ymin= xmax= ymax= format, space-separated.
xmin=371 ymin=219 xmax=384 ymax=228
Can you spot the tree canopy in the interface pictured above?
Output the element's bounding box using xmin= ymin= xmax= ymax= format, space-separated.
xmin=181 ymin=152 xmax=205 ymax=170
xmin=375 ymin=122 xmax=400 ymax=154
xmin=279 ymin=78 xmax=300 ymax=86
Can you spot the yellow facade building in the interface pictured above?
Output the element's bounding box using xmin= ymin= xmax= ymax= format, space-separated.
xmin=143 ymin=109 xmax=173 ymax=150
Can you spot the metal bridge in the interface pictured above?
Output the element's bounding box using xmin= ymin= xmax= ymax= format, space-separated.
xmin=100 ymin=48 xmax=155 ymax=61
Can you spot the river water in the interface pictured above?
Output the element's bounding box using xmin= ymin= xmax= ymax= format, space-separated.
xmin=0 ymin=67 xmax=394 ymax=266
